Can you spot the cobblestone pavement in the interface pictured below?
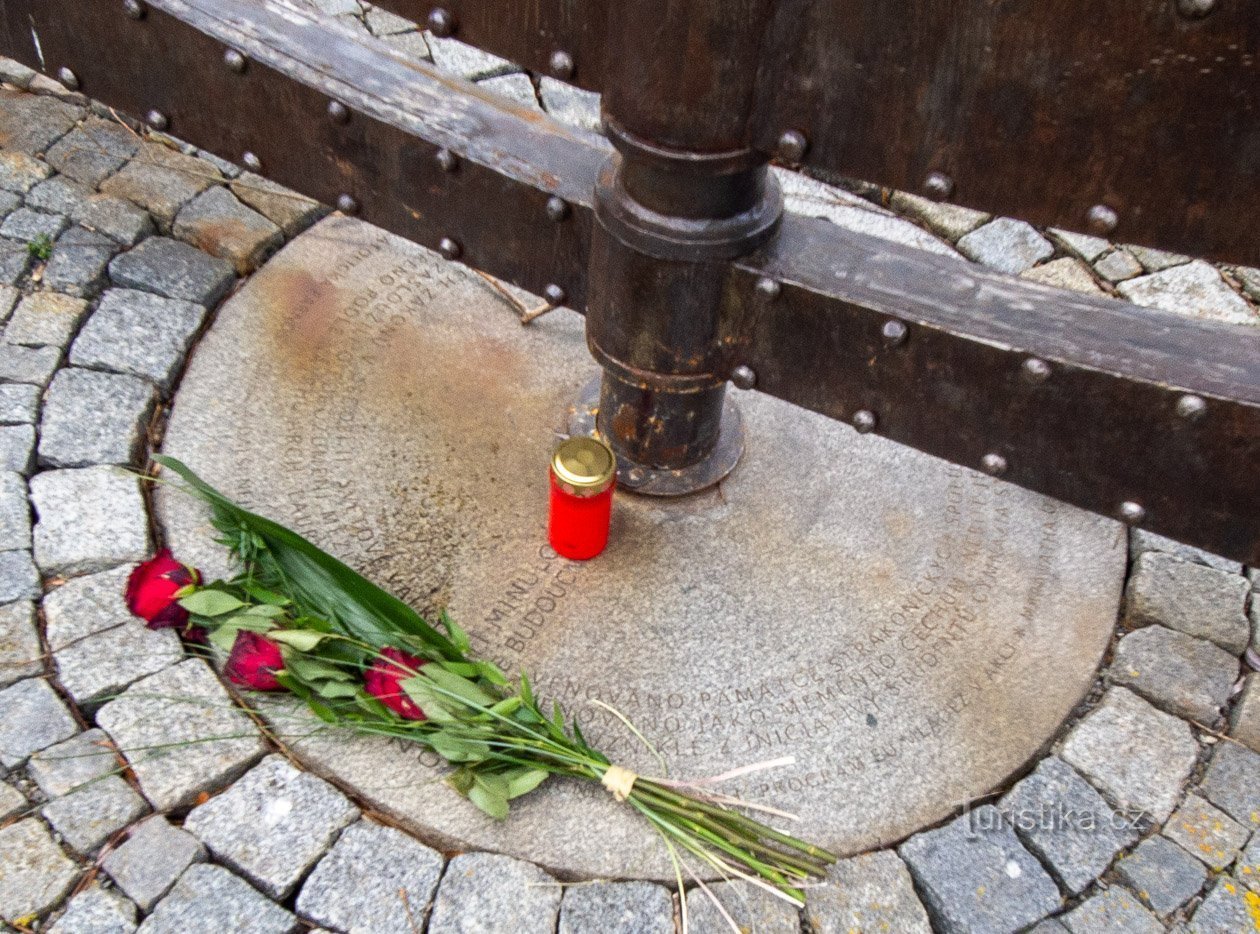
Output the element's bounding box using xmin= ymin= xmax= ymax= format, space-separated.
xmin=0 ymin=5 xmax=1258 ymax=931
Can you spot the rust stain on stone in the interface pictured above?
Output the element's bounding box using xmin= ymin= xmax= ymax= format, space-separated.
xmin=255 ymin=266 xmax=344 ymax=381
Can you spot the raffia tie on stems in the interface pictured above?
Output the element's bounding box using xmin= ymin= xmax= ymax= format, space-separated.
xmin=601 ymin=764 xmax=638 ymax=802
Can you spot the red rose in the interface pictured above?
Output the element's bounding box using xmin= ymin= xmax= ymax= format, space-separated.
xmin=125 ymin=550 xmax=200 ymax=631
xmin=364 ymin=647 xmax=428 ymax=721
xmin=224 ymin=631 xmax=286 ymax=691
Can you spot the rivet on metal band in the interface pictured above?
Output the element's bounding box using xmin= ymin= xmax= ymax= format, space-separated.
xmin=1175 ymin=394 xmax=1207 ymax=422
xmin=56 ymin=67 xmax=80 ymax=90
xmin=436 ymin=148 xmax=459 ymax=172
xmin=549 ymin=50 xmax=575 ymax=80
xmin=852 ymin=410 xmax=877 ymax=434
xmin=336 ymin=194 xmax=359 ymax=215
xmin=730 ymin=365 xmax=756 ymax=390
xmin=1022 ymin=358 xmax=1051 ymax=383
xmin=1086 ymin=204 xmax=1119 ymax=235
xmin=438 ymin=237 xmax=462 ymax=260
xmin=981 ymin=453 xmax=1008 ymax=477
xmin=923 ymin=172 xmax=954 ymax=201
xmin=427 ymin=7 xmax=456 ymax=36
xmin=224 ymin=48 xmax=247 ymax=74
xmin=241 ymin=151 xmax=262 ymax=173
xmin=1118 ymin=501 xmax=1146 ymax=525
xmin=544 ymin=283 xmax=567 ymax=306
xmin=545 ymin=196 xmax=570 ymax=222
xmin=145 ymin=110 xmax=168 ymax=131
xmin=755 ymin=277 xmax=781 ymax=301
xmin=776 ymin=129 xmax=808 ymax=163
xmin=1176 ymin=0 xmax=1215 ymax=17
xmin=122 ymin=0 xmax=146 ymax=20
xmin=327 ymin=101 xmax=350 ymax=124
xmin=882 ymin=319 xmax=908 ymax=347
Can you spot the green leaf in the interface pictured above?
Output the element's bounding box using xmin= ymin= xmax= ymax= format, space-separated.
xmin=208 ymin=625 xmax=239 ymax=652
xmin=242 ymin=583 xmax=291 ymax=606
xmin=504 ymin=768 xmax=549 ymax=799
xmin=400 ymin=678 xmax=458 ymax=724
xmin=440 ymin=609 xmax=471 ymax=653
xmin=423 ymin=666 xmax=497 ymax=709
xmin=180 ymin=589 xmax=246 ymax=617
xmin=490 ymin=696 xmax=522 ymax=717
xmin=242 ymin=604 xmax=288 ymax=619
xmin=447 ymin=768 xmax=475 ymax=795
xmin=520 ymin=672 xmax=534 ymax=707
xmin=429 ymin=732 xmax=486 ymax=763
xmin=268 ymin=629 xmax=326 ymax=651
xmin=314 ymin=680 xmax=361 ymax=699
xmin=468 ymin=781 xmax=509 ymax=819
xmin=285 ymin=654 xmax=355 ymax=684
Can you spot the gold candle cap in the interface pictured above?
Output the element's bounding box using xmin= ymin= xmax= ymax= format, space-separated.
xmin=552 ymin=436 xmax=616 ymax=495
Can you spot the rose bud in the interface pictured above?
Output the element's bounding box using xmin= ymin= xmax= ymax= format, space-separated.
xmin=365 ymin=647 xmax=428 ymax=721
xmin=224 ymin=631 xmax=286 ymax=691
xmin=125 ymin=549 xmax=201 ymax=631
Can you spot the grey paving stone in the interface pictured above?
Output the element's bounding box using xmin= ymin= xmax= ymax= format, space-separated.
xmin=1117 ymin=834 xmax=1208 ymax=917
xmin=54 ymin=619 xmax=183 ymax=708
xmin=109 ymin=236 xmax=235 ymax=306
xmin=1021 ymin=257 xmax=1104 ymax=295
xmin=30 ymin=465 xmax=150 ymax=576
xmin=44 ymin=564 xmax=134 ymax=645
xmin=1189 ymin=876 xmax=1260 ymax=933
xmin=0 ymin=422 xmax=35 ymax=473
xmin=383 ymin=29 xmax=433 ymax=62
xmin=364 ymin=4 xmax=415 ymax=35
xmin=0 ymin=237 xmax=34 ymax=284
xmin=102 ymin=816 xmax=207 ymax=911
xmin=0 ymin=283 xmax=17 ymax=324
xmin=1236 ymin=265 xmax=1260 ymax=303
xmin=956 ymin=218 xmax=1054 ymax=275
xmin=998 ymin=755 xmax=1138 ymax=894
xmin=29 ymin=727 xmax=119 ymax=797
xmin=557 ymin=881 xmax=672 ymax=934
xmin=538 ymin=76 xmax=602 ymax=134
xmin=0 ymin=676 xmax=78 ymax=767
xmin=425 ymin=32 xmax=519 ymax=80
xmin=1198 ymin=742 xmax=1260 ymax=830
xmin=1094 ymin=248 xmax=1144 ymax=283
xmin=0 ymin=56 xmax=36 ymax=88
xmin=890 ymin=190 xmax=989 ymax=242
xmin=0 ymin=599 xmax=40 ymax=687
xmin=1238 ymin=833 xmax=1259 ymax=893
xmin=100 ymin=142 xmax=223 ymax=230
xmin=47 ymin=884 xmax=138 ymax=934
xmin=0 ymin=188 xmax=20 ymax=219
xmin=1163 ymin=794 xmax=1249 ymax=871
xmin=897 ymin=805 xmax=1060 ymax=934
xmin=39 ymin=367 xmax=156 ymax=468
xmin=683 ymin=880 xmax=800 ymax=933
xmin=805 ymin=849 xmax=931 ymax=934
xmin=1118 ymin=260 xmax=1256 ymax=325
xmin=0 ymin=818 xmax=80 ymax=924
xmin=1 ymin=206 xmax=70 ymax=244
xmin=0 ymin=548 xmax=39 ymax=601
xmin=1060 ymin=887 xmax=1162 ymax=934
xmin=1125 ymin=552 xmax=1251 ymax=654
xmin=1110 ymin=625 xmax=1239 ymax=723
xmin=46 ymin=225 xmax=119 ymax=297
xmin=229 ymin=173 xmax=326 ymax=237
xmin=297 ymin=819 xmax=445 ymax=933
xmin=185 ymin=754 xmax=359 ymax=899
xmin=26 ymin=175 xmax=92 ymax=216
xmin=1059 ymin=687 xmax=1198 ymax=823
xmin=479 ymin=72 xmax=542 ymax=111
xmin=1028 ymin=919 xmax=1070 ymax=933
xmin=808 ymin=195 xmax=962 ymax=258
xmin=96 ymin=659 xmax=267 ymax=811
xmin=0 ymin=378 xmax=38 ymax=423
xmin=1231 ymin=674 xmax=1260 ymax=752
xmin=0 ymin=149 xmax=52 ymax=193
xmin=70 ymin=288 xmax=208 ymax=391
xmin=43 ymin=771 xmax=148 ymax=854
xmin=428 ymin=852 xmax=562 ymax=934
xmin=172 ymin=186 xmax=283 ymax=275
xmin=4 ymin=290 xmax=90 ymax=349
xmin=1131 ymin=528 xmax=1242 ymax=575
xmin=1049 ymin=228 xmax=1111 ymax=263
xmin=190 ymin=148 xmax=241 ymax=180
xmin=45 ymin=117 xmax=141 ymax=188
xmin=137 ymin=863 xmax=299 ymax=934
xmin=0 ymin=90 xmax=82 ymax=153
xmin=306 ymin=0 xmax=362 ymax=14
xmin=0 ymin=470 xmax=30 ymax=549
xmin=0 ymin=777 xmax=27 ymax=819
xmin=1129 ymin=244 xmax=1191 ymax=273
xmin=0 ymin=343 xmax=61 ymax=384
xmin=78 ymin=192 xmax=153 ymax=246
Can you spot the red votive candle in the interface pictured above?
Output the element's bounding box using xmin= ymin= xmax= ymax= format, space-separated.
xmin=549 ymin=436 xmax=616 ymax=560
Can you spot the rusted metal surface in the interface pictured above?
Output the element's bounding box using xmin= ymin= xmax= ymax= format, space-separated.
xmin=0 ymin=0 xmax=603 ymax=308
xmin=730 ymin=215 xmax=1260 ymax=564
xmin=0 ymin=0 xmax=1255 ymax=561
xmin=752 ymin=0 xmax=1260 ymax=265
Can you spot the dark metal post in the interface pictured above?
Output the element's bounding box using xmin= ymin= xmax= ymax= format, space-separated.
xmin=576 ymin=0 xmax=781 ymax=495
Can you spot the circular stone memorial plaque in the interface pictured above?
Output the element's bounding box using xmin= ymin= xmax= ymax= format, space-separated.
xmin=160 ymin=216 xmax=1125 ymax=880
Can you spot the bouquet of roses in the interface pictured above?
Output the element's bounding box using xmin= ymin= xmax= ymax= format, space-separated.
xmin=125 ymin=455 xmax=835 ymax=911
